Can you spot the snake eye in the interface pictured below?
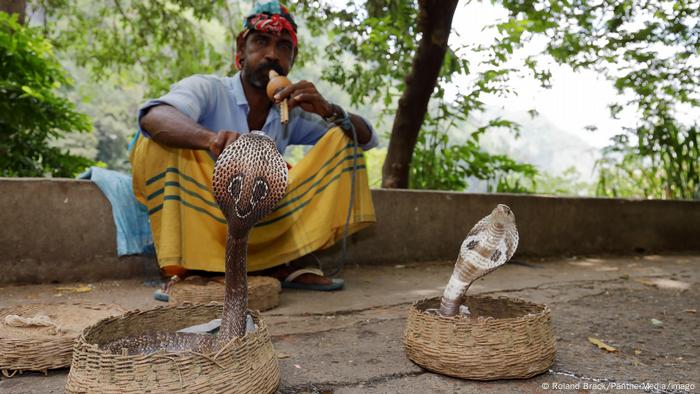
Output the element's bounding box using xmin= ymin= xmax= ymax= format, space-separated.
xmin=251 ymin=178 xmax=269 ymax=206
xmin=228 ymin=174 xmax=243 ymax=202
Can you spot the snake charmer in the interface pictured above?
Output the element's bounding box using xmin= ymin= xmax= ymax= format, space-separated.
xmin=130 ymin=1 xmax=378 ymax=291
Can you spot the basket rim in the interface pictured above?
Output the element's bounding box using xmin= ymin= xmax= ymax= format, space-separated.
xmin=410 ymin=294 xmax=550 ymax=324
xmin=76 ymin=302 xmax=267 ymax=358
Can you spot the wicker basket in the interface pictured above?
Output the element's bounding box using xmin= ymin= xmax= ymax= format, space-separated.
xmin=65 ymin=303 xmax=280 ymax=393
xmin=170 ymin=276 xmax=281 ymax=312
xmin=403 ymin=295 xmax=556 ymax=380
xmin=0 ymin=303 xmax=125 ymax=376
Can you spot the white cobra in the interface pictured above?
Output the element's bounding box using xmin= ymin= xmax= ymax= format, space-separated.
xmin=438 ymin=204 xmax=519 ymax=317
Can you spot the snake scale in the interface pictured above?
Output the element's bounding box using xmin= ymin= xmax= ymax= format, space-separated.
xmin=102 ymin=131 xmax=288 ymax=354
xmin=438 ymin=204 xmax=519 ymax=317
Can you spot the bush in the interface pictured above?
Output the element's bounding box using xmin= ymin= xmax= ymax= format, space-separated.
xmin=0 ymin=12 xmax=93 ymax=177
xmin=409 ymin=128 xmax=538 ymax=193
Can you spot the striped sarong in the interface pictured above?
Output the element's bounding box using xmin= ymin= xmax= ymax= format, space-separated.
xmin=129 ymin=127 xmax=376 ymax=273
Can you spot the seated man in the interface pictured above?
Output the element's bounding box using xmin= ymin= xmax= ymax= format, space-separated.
xmin=130 ymin=1 xmax=377 ymax=290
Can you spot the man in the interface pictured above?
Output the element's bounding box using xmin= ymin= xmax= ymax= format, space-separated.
xmin=130 ymin=1 xmax=377 ymax=290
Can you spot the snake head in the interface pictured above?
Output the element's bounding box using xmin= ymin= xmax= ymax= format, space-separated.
xmin=490 ymin=204 xmax=516 ymax=227
xmin=460 ymin=204 xmax=519 ymax=270
xmin=212 ymin=131 xmax=288 ymax=238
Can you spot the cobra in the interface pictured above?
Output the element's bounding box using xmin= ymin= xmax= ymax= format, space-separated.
xmin=438 ymin=204 xmax=519 ymax=317
xmin=212 ymin=130 xmax=288 ymax=338
xmin=102 ymin=131 xmax=287 ymax=354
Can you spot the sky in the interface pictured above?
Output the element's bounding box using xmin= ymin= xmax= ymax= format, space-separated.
xmin=449 ymin=1 xmax=633 ymax=149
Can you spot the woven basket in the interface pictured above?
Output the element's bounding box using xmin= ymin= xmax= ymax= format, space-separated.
xmin=170 ymin=276 xmax=281 ymax=312
xmin=403 ymin=295 xmax=556 ymax=380
xmin=65 ymin=303 xmax=280 ymax=393
xmin=0 ymin=303 xmax=125 ymax=376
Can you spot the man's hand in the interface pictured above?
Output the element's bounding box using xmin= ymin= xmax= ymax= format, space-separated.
xmin=273 ymin=80 xmax=333 ymax=118
xmin=209 ymin=130 xmax=241 ymax=157
xmin=272 ymin=80 xmax=374 ymax=146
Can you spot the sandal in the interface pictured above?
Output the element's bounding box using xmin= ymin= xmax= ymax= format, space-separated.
xmin=281 ymin=268 xmax=344 ymax=291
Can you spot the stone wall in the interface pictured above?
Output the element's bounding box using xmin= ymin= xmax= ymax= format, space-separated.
xmin=1 ymin=179 xmax=698 ymax=284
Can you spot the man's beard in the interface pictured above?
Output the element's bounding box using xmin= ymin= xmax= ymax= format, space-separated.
xmin=244 ymin=61 xmax=285 ymax=90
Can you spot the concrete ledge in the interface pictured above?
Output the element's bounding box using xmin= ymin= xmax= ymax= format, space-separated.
xmin=0 ymin=179 xmax=149 ymax=284
xmin=1 ymin=178 xmax=699 ymax=284
xmin=327 ymin=189 xmax=700 ymax=266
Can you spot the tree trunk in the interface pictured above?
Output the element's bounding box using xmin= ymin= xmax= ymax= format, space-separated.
xmin=0 ymin=0 xmax=27 ymax=24
xmin=381 ymin=0 xmax=458 ymax=189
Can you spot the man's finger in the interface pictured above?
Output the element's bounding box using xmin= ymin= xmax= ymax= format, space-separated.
xmin=274 ymin=81 xmax=314 ymax=102
xmin=286 ymin=90 xmax=320 ymax=109
xmin=210 ymin=143 xmax=223 ymax=157
xmin=210 ymin=134 xmax=226 ymax=157
xmin=223 ymin=132 xmax=240 ymax=146
xmin=210 ymin=131 xmax=239 ymax=157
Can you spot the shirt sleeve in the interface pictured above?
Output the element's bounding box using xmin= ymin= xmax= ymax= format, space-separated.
xmin=289 ymin=108 xmax=379 ymax=151
xmin=137 ymin=75 xmax=215 ymax=138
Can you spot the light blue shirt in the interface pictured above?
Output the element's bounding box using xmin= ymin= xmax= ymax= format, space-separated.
xmin=137 ymin=73 xmax=378 ymax=153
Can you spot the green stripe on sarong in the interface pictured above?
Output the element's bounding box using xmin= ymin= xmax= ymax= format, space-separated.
xmin=146 ymin=167 xmax=210 ymax=193
xmin=147 ymin=181 xmax=219 ymax=208
xmin=148 ymin=195 xmax=226 ymax=224
xmin=256 ymin=164 xmax=366 ymax=227
xmin=286 ymin=143 xmax=355 ymax=195
xmin=272 ymin=153 xmax=365 ymax=213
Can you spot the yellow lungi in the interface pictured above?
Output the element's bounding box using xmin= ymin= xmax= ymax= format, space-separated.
xmin=129 ymin=127 xmax=376 ymax=273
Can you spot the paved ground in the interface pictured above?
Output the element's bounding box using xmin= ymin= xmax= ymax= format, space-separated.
xmin=0 ymin=255 xmax=698 ymax=393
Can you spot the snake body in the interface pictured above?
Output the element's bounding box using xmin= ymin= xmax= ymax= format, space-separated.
xmin=102 ymin=131 xmax=287 ymax=354
xmin=438 ymin=204 xmax=519 ymax=317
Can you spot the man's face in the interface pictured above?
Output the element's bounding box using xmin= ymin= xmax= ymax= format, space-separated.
xmin=238 ymin=30 xmax=296 ymax=90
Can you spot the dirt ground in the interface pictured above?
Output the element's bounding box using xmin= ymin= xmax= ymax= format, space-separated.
xmin=0 ymin=254 xmax=697 ymax=393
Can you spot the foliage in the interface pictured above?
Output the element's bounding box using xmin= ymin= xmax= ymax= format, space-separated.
xmin=410 ymin=125 xmax=537 ymax=193
xmin=535 ymin=167 xmax=594 ymax=197
xmin=0 ymin=12 xmax=93 ymax=177
xmin=76 ymin=72 xmax=145 ymax=172
xmin=490 ymin=0 xmax=699 ymax=199
xmin=596 ymin=130 xmax=700 ymax=199
xmin=294 ymin=0 xmax=537 ymax=191
xmin=21 ymin=0 xmax=248 ymax=173
xmin=294 ymin=0 xmax=416 ymax=111
xmin=361 ymin=146 xmax=386 ymax=188
xmin=33 ymin=0 xmax=242 ymax=97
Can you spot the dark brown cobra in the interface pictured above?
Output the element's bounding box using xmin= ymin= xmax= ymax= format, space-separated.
xmin=101 ymin=131 xmax=288 ymax=354
xmin=212 ymin=130 xmax=288 ymax=339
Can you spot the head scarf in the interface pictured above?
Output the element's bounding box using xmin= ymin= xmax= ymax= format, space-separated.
xmin=235 ymin=1 xmax=298 ymax=69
